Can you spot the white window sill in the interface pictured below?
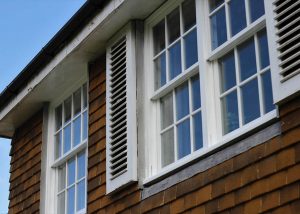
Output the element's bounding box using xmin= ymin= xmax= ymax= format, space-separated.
xmin=143 ymin=110 xmax=277 ymax=185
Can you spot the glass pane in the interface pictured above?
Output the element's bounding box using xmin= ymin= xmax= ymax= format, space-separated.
xmin=58 ymin=165 xmax=66 ymax=191
xmin=67 ymin=187 xmax=75 ymax=214
xmin=55 ymin=105 xmax=62 ymax=131
xmin=219 ymin=51 xmax=236 ymax=92
xmin=229 ymin=0 xmax=247 ymax=36
xmin=55 ymin=131 xmax=62 ymax=159
xmin=176 ymin=82 xmax=189 ymax=120
xmin=249 ymin=0 xmax=265 ymax=22
xmin=177 ymin=119 xmax=191 ymax=159
xmin=167 ymin=7 xmax=180 ymax=44
xmin=191 ymin=75 xmax=201 ymax=110
xmin=153 ymin=20 xmax=165 ymax=55
xmin=161 ymin=93 xmax=174 ymax=130
xmin=241 ymin=78 xmax=260 ymax=124
xmin=82 ymin=111 xmax=88 ymax=141
xmin=262 ymin=71 xmax=275 ymax=113
xmin=258 ymin=29 xmax=270 ymax=69
xmin=83 ymin=84 xmax=88 ymax=109
xmin=161 ymin=128 xmax=174 ymax=167
xmin=210 ymin=7 xmax=227 ymax=50
xmin=64 ymin=97 xmax=72 ymax=124
xmin=73 ymin=89 xmax=81 ymax=116
xmin=238 ymin=38 xmax=257 ymax=81
xmin=222 ymin=90 xmax=239 ymax=134
xmin=184 ymin=29 xmax=198 ymax=69
xmin=63 ymin=124 xmax=71 ymax=154
xmin=57 ymin=193 xmax=65 ymax=214
xmin=182 ymin=0 xmax=196 ymax=32
xmin=193 ymin=112 xmax=203 ymax=151
xmin=169 ymin=41 xmax=182 ymax=79
xmin=68 ymin=158 xmax=76 ymax=186
xmin=77 ymin=152 xmax=86 ymax=179
xmin=77 ymin=180 xmax=86 ymax=211
xmin=154 ymin=53 xmax=167 ymax=90
xmin=73 ymin=116 xmax=81 ymax=147
xmin=209 ymin=0 xmax=224 ymax=11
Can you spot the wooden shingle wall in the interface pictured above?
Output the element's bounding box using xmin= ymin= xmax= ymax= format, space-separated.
xmin=87 ymin=56 xmax=300 ymax=214
xmin=6 ymin=57 xmax=300 ymax=214
xmin=7 ymin=57 xmax=300 ymax=214
xmin=8 ymin=110 xmax=43 ymax=214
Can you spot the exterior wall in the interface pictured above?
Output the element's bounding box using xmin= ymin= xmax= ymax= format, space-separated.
xmin=87 ymin=56 xmax=300 ymax=214
xmin=8 ymin=110 xmax=44 ymax=214
xmin=87 ymin=57 xmax=141 ymax=213
xmin=6 ymin=58 xmax=300 ymax=213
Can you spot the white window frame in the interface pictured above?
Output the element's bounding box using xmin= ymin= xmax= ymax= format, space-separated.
xmin=143 ymin=0 xmax=208 ymax=180
xmin=204 ymin=0 xmax=277 ymax=144
xmin=43 ymin=75 xmax=88 ymax=214
xmin=142 ymin=0 xmax=277 ymax=183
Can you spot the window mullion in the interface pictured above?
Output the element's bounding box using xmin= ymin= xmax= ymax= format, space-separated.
xmin=179 ymin=4 xmax=185 ymax=73
xmin=75 ymin=155 xmax=78 ymax=213
xmin=172 ymin=90 xmax=178 ymax=161
xmin=214 ymin=61 xmax=223 ymax=141
xmin=81 ymin=86 xmax=84 ymax=143
xmin=225 ymin=1 xmax=231 ymax=39
xmin=254 ymin=33 xmax=265 ymax=115
xmin=65 ymin=162 xmax=68 ymax=214
xmin=188 ymin=78 xmax=195 ymax=152
xmin=62 ymin=104 xmax=65 ymax=157
xmin=245 ymin=0 xmax=251 ymax=26
xmin=165 ymin=17 xmax=170 ymax=83
xmin=157 ymin=101 xmax=162 ymax=171
xmin=234 ymin=48 xmax=243 ymax=127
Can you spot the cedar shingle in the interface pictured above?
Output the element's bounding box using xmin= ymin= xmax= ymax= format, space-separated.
xmin=262 ymin=190 xmax=280 ymax=212
xmin=280 ymin=182 xmax=300 ymax=205
xmin=83 ymin=56 xmax=300 ymax=214
xmin=9 ymin=110 xmax=43 ymax=213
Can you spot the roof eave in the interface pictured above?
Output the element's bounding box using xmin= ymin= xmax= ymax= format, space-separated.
xmin=0 ymin=0 xmax=109 ymax=112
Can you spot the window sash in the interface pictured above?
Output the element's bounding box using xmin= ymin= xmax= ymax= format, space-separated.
xmin=51 ymin=83 xmax=88 ymax=214
xmin=56 ymin=151 xmax=87 ymax=214
xmin=143 ymin=0 xmax=277 ymax=179
xmin=152 ymin=0 xmax=198 ymax=91
xmin=218 ymin=30 xmax=274 ymax=135
xmin=54 ymin=84 xmax=88 ymax=161
xmin=159 ymin=76 xmax=203 ymax=167
xmin=150 ymin=0 xmax=204 ymax=169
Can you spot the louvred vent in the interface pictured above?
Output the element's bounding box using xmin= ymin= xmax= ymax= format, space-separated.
xmin=274 ymin=0 xmax=300 ymax=81
xmin=108 ymin=37 xmax=128 ymax=179
xmin=106 ymin=23 xmax=137 ymax=194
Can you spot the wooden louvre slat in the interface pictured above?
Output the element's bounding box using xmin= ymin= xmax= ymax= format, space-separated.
xmin=108 ymin=36 xmax=128 ymax=178
xmin=274 ymin=0 xmax=300 ymax=80
xmin=106 ymin=22 xmax=137 ymax=194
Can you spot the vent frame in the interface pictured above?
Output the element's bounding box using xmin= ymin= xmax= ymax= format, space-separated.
xmin=265 ymin=0 xmax=300 ymax=104
xmin=106 ymin=22 xmax=137 ymax=194
xmin=274 ymin=0 xmax=300 ymax=80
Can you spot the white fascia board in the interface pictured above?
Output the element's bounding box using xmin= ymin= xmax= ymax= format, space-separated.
xmin=0 ymin=0 xmax=125 ymax=131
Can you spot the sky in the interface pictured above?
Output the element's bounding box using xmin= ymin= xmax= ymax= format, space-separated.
xmin=0 ymin=1 xmax=85 ymax=213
